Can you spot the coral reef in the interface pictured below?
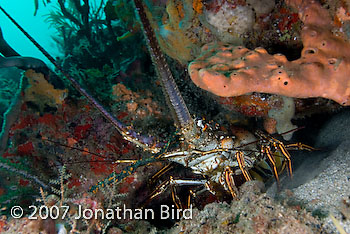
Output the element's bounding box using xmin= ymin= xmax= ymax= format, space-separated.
xmin=0 ymin=81 xmax=154 ymax=232
xmin=2 ymin=0 xmax=350 ymax=233
xmin=0 ymin=61 xmax=167 ymax=232
xmin=189 ymin=0 xmax=350 ymax=106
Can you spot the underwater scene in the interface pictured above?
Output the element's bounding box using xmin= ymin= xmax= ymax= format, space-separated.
xmin=0 ymin=0 xmax=350 ymax=233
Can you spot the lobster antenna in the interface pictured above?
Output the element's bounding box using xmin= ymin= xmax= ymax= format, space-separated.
xmin=0 ymin=5 xmax=163 ymax=152
xmin=133 ymin=0 xmax=194 ymax=129
xmin=0 ymin=6 xmax=58 ymax=67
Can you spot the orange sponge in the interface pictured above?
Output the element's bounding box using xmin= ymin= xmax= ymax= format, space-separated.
xmin=189 ymin=0 xmax=350 ymax=106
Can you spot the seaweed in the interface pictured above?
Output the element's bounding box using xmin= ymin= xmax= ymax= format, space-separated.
xmin=33 ymin=0 xmax=51 ymax=16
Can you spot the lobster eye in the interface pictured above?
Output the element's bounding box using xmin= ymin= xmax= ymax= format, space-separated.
xmin=221 ymin=137 xmax=234 ymax=149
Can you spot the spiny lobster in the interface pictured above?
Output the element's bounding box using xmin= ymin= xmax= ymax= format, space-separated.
xmin=0 ymin=0 xmax=314 ymax=210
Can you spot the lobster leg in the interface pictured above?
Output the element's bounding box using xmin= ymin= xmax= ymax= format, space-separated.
xmin=262 ymin=145 xmax=280 ymax=184
xmin=235 ymin=151 xmax=252 ymax=182
xmin=145 ymin=176 xmax=207 ymax=209
xmin=255 ymin=131 xmax=315 ymax=179
xmin=223 ymin=167 xmax=238 ymax=198
xmin=285 ymin=142 xmax=316 ymax=151
xmin=264 ymin=139 xmax=315 ymax=179
xmin=277 ymin=142 xmax=316 ymax=178
xmin=149 ymin=163 xmax=174 ymax=184
xmin=275 ymin=143 xmax=293 ymax=178
xmin=170 ymin=180 xmax=183 ymax=209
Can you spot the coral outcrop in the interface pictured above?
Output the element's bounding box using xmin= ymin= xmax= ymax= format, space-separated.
xmin=169 ymin=181 xmax=325 ymax=234
xmin=24 ymin=70 xmax=67 ymax=111
xmin=0 ymin=56 xmax=47 ymax=71
xmin=189 ymin=0 xmax=350 ymax=106
xmin=147 ymin=0 xmax=275 ymax=64
xmin=203 ymin=0 xmax=255 ymax=43
xmin=112 ymin=83 xmax=162 ymax=121
xmin=155 ymin=0 xmax=198 ymax=64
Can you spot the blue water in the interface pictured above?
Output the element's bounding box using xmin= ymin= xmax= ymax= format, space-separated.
xmin=0 ymin=0 xmax=61 ymax=66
